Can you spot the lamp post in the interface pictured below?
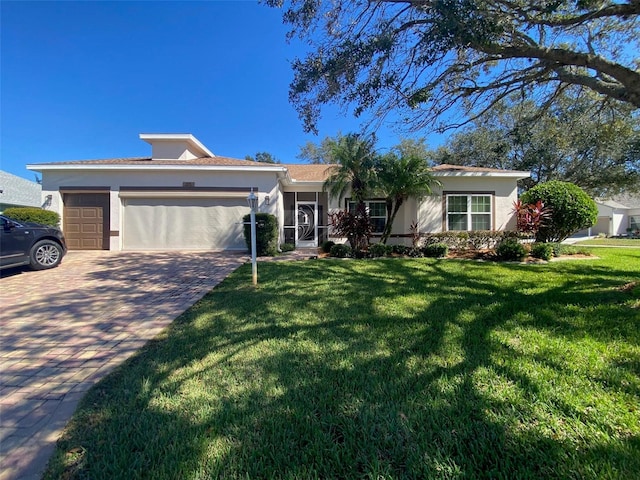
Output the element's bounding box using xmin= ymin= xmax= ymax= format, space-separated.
xmin=247 ymin=189 xmax=258 ymax=286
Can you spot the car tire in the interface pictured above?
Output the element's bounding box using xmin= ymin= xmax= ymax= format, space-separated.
xmin=29 ymin=240 xmax=63 ymax=270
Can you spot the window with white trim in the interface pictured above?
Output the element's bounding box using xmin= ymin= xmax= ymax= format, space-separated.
xmin=348 ymin=200 xmax=386 ymax=233
xmin=446 ymin=194 xmax=492 ymax=231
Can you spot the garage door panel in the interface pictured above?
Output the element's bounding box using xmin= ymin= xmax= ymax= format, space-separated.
xmin=123 ymin=198 xmax=250 ymax=250
xmin=63 ymin=194 xmax=109 ymax=250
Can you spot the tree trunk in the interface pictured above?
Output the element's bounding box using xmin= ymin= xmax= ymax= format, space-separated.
xmin=380 ymin=198 xmax=403 ymax=244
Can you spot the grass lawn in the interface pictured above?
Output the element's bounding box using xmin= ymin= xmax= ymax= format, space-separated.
xmin=575 ymin=238 xmax=640 ymax=247
xmin=45 ymin=248 xmax=640 ymax=479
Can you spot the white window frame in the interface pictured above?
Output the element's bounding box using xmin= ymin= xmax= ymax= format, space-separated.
xmin=446 ymin=194 xmax=493 ymax=231
xmin=347 ymin=200 xmax=387 ymax=233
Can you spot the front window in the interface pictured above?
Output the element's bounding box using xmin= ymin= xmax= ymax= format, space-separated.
xmin=348 ymin=200 xmax=386 ymax=233
xmin=447 ymin=194 xmax=492 ymax=231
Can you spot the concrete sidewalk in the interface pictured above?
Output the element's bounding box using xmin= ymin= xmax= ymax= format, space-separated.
xmin=0 ymin=251 xmax=246 ymax=480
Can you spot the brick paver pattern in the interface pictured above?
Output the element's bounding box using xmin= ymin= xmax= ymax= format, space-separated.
xmin=0 ymin=251 xmax=246 ymax=480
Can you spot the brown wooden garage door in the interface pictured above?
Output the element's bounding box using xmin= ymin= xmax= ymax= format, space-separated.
xmin=63 ymin=193 xmax=110 ymax=250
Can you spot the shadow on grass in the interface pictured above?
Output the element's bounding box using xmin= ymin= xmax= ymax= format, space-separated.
xmin=46 ymin=252 xmax=640 ymax=479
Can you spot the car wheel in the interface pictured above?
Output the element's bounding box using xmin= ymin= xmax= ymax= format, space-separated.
xmin=29 ymin=240 xmax=63 ymax=270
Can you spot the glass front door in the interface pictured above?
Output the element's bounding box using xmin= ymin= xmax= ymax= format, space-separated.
xmin=296 ymin=202 xmax=317 ymax=247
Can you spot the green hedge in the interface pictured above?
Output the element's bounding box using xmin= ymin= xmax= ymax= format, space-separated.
xmin=422 ymin=231 xmax=510 ymax=250
xmin=243 ymin=213 xmax=278 ymax=256
xmin=3 ymin=207 xmax=60 ymax=226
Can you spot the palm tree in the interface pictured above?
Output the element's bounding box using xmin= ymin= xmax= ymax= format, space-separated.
xmin=376 ymin=153 xmax=441 ymax=244
xmin=323 ymin=133 xmax=377 ymax=206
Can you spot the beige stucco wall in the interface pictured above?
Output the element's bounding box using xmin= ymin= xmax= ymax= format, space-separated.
xmin=40 ymin=169 xmax=281 ymax=250
xmin=418 ymin=176 xmax=519 ymax=234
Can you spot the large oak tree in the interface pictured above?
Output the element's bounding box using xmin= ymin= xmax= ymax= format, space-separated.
xmin=265 ymin=0 xmax=640 ymax=133
xmin=430 ymin=92 xmax=640 ymax=196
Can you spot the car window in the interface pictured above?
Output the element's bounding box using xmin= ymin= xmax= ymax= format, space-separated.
xmin=1 ymin=216 xmax=22 ymax=228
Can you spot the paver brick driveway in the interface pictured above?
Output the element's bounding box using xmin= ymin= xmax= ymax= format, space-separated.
xmin=0 ymin=250 xmax=246 ymax=480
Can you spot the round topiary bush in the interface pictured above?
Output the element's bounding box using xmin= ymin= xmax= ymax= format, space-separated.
xmin=496 ymin=238 xmax=527 ymax=261
xmin=520 ymin=181 xmax=597 ymax=242
xmin=329 ymin=243 xmax=352 ymax=258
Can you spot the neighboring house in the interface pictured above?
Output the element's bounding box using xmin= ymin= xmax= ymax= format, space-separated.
xmin=0 ymin=170 xmax=42 ymax=212
xmin=591 ymin=195 xmax=640 ymax=236
xmin=27 ymin=133 xmax=530 ymax=251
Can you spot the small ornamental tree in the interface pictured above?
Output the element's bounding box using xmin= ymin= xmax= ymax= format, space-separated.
xmin=329 ymin=204 xmax=373 ymax=252
xmin=520 ymin=181 xmax=597 ymax=242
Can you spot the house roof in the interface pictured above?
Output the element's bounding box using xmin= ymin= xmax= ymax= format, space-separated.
xmin=31 ymin=156 xmax=276 ymax=168
xmin=432 ymin=164 xmax=530 ymax=178
xmin=0 ymin=170 xmax=41 ymax=208
xmin=28 ymin=158 xmax=529 ymax=182
xmin=598 ymin=193 xmax=640 ymax=209
xmin=285 ymin=164 xmax=336 ymax=182
xmin=598 ymin=199 xmax=630 ymax=210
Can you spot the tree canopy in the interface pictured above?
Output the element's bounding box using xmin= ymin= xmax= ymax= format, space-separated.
xmin=322 ymin=133 xmax=378 ymax=204
xmin=297 ymin=133 xmax=346 ymax=164
xmin=375 ymin=152 xmax=440 ymax=243
xmin=429 ymin=92 xmax=640 ymax=197
xmin=265 ymin=0 xmax=640 ymax=133
xmin=245 ymin=152 xmax=281 ymax=164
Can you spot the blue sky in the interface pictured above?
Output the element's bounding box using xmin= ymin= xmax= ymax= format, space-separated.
xmin=1 ymin=0 xmax=446 ymax=180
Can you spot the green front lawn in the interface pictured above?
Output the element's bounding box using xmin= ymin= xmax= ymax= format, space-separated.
xmin=46 ymin=249 xmax=640 ymax=479
xmin=576 ymin=238 xmax=640 ymax=247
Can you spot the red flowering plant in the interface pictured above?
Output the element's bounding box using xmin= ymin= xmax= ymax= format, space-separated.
xmin=513 ymin=199 xmax=552 ymax=237
xmin=329 ymin=203 xmax=373 ymax=252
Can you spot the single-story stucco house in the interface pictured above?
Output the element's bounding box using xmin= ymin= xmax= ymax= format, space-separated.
xmin=589 ymin=195 xmax=640 ymax=236
xmin=0 ymin=170 xmax=42 ymax=212
xmin=27 ymin=133 xmax=530 ymax=251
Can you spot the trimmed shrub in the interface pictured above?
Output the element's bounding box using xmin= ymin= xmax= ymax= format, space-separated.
xmin=243 ymin=213 xmax=278 ymax=256
xmin=3 ymin=207 xmax=60 ymax=227
xmin=423 ymin=231 xmax=469 ymax=250
xmin=530 ymin=243 xmax=553 ymax=261
xmin=280 ymin=243 xmax=295 ymax=252
xmin=423 ymin=243 xmax=449 ymax=258
xmin=369 ymin=243 xmax=392 ymax=258
xmin=468 ymin=230 xmax=508 ymax=250
xmin=407 ymin=247 xmax=424 ymax=258
xmin=321 ymin=240 xmax=335 ymax=253
xmin=423 ymin=231 xmax=508 ymax=251
xmin=547 ymin=242 xmax=566 ymax=257
xmin=330 ymin=243 xmax=352 ymax=258
xmin=558 ymin=245 xmax=590 ymax=256
xmin=496 ymin=238 xmax=527 ymax=261
xmin=391 ymin=244 xmax=411 ymax=255
xmin=520 ymin=181 xmax=597 ymax=242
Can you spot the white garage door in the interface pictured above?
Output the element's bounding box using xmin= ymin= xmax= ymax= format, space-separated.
xmin=123 ymin=197 xmax=249 ymax=250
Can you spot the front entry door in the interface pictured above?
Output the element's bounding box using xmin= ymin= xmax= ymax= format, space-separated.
xmin=296 ymin=202 xmax=317 ymax=247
